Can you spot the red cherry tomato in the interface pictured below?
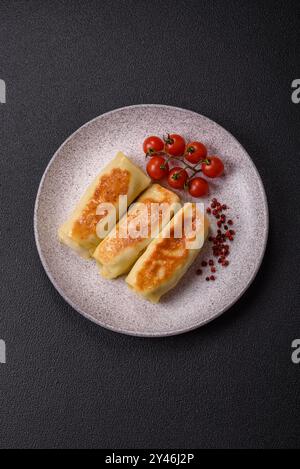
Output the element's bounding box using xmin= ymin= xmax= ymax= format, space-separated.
xmin=185 ymin=141 xmax=207 ymax=164
xmin=146 ymin=156 xmax=169 ymax=180
xmin=201 ymin=156 xmax=224 ymax=178
xmin=165 ymin=134 xmax=186 ymax=156
xmin=188 ymin=177 xmax=209 ymax=198
xmin=167 ymin=167 xmax=189 ymax=189
xmin=143 ymin=136 xmax=164 ymax=154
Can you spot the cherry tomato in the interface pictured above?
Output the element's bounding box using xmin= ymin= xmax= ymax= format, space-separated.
xmin=167 ymin=167 xmax=189 ymax=189
xmin=188 ymin=177 xmax=209 ymax=198
xmin=146 ymin=156 xmax=169 ymax=180
xmin=202 ymin=156 xmax=224 ymax=178
xmin=143 ymin=136 xmax=164 ymax=154
xmin=185 ymin=141 xmax=207 ymax=164
xmin=165 ymin=134 xmax=186 ymax=156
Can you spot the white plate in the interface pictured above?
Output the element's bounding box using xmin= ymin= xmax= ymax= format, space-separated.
xmin=34 ymin=105 xmax=268 ymax=337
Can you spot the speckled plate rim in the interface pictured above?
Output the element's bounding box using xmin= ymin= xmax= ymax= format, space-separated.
xmin=34 ymin=104 xmax=269 ymax=337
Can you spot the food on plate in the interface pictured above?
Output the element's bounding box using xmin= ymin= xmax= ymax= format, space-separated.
xmin=143 ymin=133 xmax=224 ymax=197
xmin=126 ymin=203 xmax=210 ymax=303
xmin=199 ymin=197 xmax=236 ymax=280
xmin=188 ymin=177 xmax=209 ymax=197
xmin=93 ymin=184 xmax=181 ymax=279
xmin=185 ymin=141 xmax=207 ymax=164
xmin=58 ymin=140 xmax=228 ymax=304
xmin=201 ymin=156 xmax=224 ymax=178
xmin=164 ymin=133 xmax=186 ymax=156
xmin=58 ymin=152 xmax=150 ymax=257
xmin=167 ymin=167 xmax=188 ymax=189
xmin=146 ymin=156 xmax=169 ymax=180
xmin=143 ymin=136 xmax=164 ymax=155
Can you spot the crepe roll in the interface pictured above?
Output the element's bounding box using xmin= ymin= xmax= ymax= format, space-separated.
xmin=126 ymin=203 xmax=210 ymax=303
xmin=58 ymin=152 xmax=150 ymax=257
xmin=93 ymin=184 xmax=181 ymax=278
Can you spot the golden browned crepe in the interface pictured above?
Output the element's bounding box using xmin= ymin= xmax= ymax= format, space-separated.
xmin=126 ymin=203 xmax=210 ymax=303
xmin=93 ymin=184 xmax=181 ymax=278
xmin=58 ymin=152 xmax=150 ymax=257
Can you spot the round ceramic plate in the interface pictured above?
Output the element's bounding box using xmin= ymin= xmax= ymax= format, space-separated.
xmin=34 ymin=104 xmax=268 ymax=337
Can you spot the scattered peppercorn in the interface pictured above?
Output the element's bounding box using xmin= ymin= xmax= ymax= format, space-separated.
xmin=199 ymin=198 xmax=236 ymax=282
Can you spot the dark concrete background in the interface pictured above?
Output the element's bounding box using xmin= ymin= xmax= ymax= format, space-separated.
xmin=0 ymin=0 xmax=299 ymax=449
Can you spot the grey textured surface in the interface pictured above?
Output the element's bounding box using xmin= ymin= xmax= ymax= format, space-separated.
xmin=1 ymin=0 xmax=300 ymax=449
xmin=34 ymin=105 xmax=268 ymax=336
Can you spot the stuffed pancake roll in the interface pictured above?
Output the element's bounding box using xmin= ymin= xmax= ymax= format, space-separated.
xmin=126 ymin=202 xmax=210 ymax=303
xmin=58 ymin=152 xmax=150 ymax=258
xmin=93 ymin=184 xmax=181 ymax=278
